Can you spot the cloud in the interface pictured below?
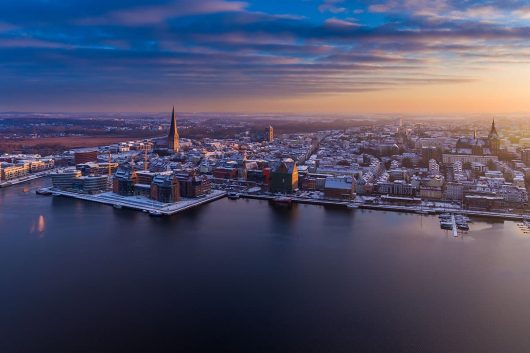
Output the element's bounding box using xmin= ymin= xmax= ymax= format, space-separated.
xmin=319 ymin=0 xmax=347 ymax=14
xmin=324 ymin=18 xmax=359 ymax=28
xmin=1 ymin=0 xmax=530 ymax=109
xmin=0 ymin=22 xmax=17 ymax=33
xmin=78 ymin=0 xmax=247 ymax=26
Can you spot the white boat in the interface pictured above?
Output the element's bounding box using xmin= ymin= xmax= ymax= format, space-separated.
xmin=113 ymin=204 xmax=123 ymax=209
xmin=149 ymin=210 xmax=163 ymax=217
xmin=440 ymin=221 xmax=453 ymax=230
xmin=347 ymin=203 xmax=359 ymax=209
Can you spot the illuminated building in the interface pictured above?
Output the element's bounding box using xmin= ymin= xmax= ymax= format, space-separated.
xmin=270 ymin=159 xmax=298 ymax=194
xmin=51 ymin=169 xmax=82 ymax=190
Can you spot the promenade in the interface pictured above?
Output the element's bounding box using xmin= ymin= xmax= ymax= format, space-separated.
xmin=0 ymin=170 xmax=54 ymax=188
xmin=239 ymin=193 xmax=528 ymax=221
xmin=50 ymin=189 xmax=227 ymax=215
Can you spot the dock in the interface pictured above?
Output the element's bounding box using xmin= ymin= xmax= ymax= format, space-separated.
xmin=51 ymin=189 xmax=227 ymax=216
xmin=451 ymin=214 xmax=458 ymax=237
xmin=45 ymin=187 xmax=530 ymax=222
xmin=237 ymin=193 xmax=530 ymax=222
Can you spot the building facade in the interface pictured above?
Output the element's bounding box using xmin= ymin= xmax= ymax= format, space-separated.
xmin=270 ymin=160 xmax=298 ymax=194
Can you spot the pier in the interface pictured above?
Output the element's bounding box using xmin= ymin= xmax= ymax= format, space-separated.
xmin=451 ymin=214 xmax=458 ymax=237
xmin=50 ymin=189 xmax=227 ymax=216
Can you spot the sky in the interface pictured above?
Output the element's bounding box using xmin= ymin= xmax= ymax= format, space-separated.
xmin=1 ymin=0 xmax=530 ymax=114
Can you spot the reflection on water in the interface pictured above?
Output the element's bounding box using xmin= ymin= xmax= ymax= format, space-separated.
xmin=29 ymin=214 xmax=46 ymax=237
xmin=5 ymin=177 xmax=530 ymax=353
xmin=269 ymin=202 xmax=299 ymax=221
xmin=470 ymin=222 xmax=497 ymax=232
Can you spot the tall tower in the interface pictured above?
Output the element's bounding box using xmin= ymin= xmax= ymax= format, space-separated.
xmin=488 ymin=118 xmax=500 ymax=155
xmin=168 ymin=106 xmax=180 ymax=152
xmin=266 ymin=125 xmax=274 ymax=142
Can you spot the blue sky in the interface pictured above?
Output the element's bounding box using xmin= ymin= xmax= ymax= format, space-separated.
xmin=1 ymin=0 xmax=530 ymax=113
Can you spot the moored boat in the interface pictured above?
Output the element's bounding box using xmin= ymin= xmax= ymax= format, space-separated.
xmin=456 ymin=223 xmax=469 ymax=231
xmin=440 ymin=221 xmax=453 ymax=230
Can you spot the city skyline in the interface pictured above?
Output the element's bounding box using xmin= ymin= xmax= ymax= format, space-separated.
xmin=2 ymin=0 xmax=530 ymax=114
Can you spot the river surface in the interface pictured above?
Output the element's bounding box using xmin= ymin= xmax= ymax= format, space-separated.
xmin=1 ymin=179 xmax=530 ymax=352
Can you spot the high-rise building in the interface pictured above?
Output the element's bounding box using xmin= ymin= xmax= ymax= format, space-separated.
xmin=168 ymin=106 xmax=180 ymax=152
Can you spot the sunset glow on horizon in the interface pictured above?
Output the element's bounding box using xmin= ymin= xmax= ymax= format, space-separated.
xmin=1 ymin=0 xmax=530 ymax=114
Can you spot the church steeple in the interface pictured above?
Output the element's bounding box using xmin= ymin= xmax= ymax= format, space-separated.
xmin=168 ymin=106 xmax=180 ymax=152
xmin=489 ymin=118 xmax=498 ymax=138
xmin=488 ymin=117 xmax=500 ymax=155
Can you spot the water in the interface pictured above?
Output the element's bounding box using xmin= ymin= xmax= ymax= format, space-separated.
xmin=2 ymin=179 xmax=530 ymax=352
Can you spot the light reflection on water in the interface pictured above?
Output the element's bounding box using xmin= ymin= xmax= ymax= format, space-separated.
xmin=4 ymin=177 xmax=530 ymax=353
xmin=29 ymin=214 xmax=46 ymax=237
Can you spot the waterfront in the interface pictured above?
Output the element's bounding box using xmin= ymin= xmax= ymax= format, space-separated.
xmin=2 ymin=179 xmax=530 ymax=352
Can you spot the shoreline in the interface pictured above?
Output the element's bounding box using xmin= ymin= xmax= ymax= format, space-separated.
xmin=238 ymin=193 xmax=528 ymax=221
xmin=50 ymin=189 xmax=227 ymax=215
xmin=0 ymin=171 xmax=52 ymax=188
xmin=20 ymin=176 xmax=529 ymax=221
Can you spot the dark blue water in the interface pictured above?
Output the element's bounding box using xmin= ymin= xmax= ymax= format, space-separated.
xmin=2 ymin=179 xmax=530 ymax=352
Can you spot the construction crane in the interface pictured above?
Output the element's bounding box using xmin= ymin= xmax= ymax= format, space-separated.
xmin=107 ymin=150 xmax=112 ymax=190
xmin=144 ymin=146 xmax=148 ymax=171
xmin=108 ymin=151 xmax=111 ymax=176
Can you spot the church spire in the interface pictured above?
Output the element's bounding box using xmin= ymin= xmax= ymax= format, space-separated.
xmin=488 ymin=117 xmax=500 ymax=155
xmin=168 ymin=106 xmax=180 ymax=152
xmin=489 ymin=117 xmax=498 ymax=138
